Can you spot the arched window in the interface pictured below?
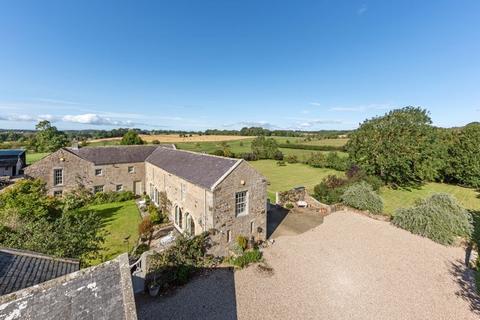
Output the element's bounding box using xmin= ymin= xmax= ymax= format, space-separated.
xmin=175 ymin=205 xmax=183 ymax=228
xmin=185 ymin=213 xmax=195 ymax=236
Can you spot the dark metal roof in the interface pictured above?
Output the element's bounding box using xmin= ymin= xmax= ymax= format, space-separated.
xmin=67 ymin=145 xmax=160 ymax=165
xmin=0 ymin=247 xmax=79 ymax=296
xmin=0 ymin=149 xmax=25 ymax=158
xmin=146 ymin=148 xmax=239 ymax=189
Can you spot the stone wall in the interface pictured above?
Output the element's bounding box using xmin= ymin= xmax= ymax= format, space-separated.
xmin=145 ymin=162 xmax=214 ymax=236
xmin=211 ymin=161 xmax=267 ymax=256
xmin=24 ymin=148 xmax=147 ymax=195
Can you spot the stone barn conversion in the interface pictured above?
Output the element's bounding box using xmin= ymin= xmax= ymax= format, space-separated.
xmin=25 ymin=145 xmax=268 ymax=255
xmin=0 ymin=149 xmax=26 ymax=177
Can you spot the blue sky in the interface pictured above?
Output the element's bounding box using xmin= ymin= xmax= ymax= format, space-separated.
xmin=0 ymin=0 xmax=479 ymax=131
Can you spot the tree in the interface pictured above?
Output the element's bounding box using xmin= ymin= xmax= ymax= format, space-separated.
xmin=346 ymin=107 xmax=440 ymax=187
xmin=0 ymin=179 xmax=104 ymax=265
xmin=32 ymin=120 xmax=68 ymax=152
xmin=448 ymin=122 xmax=480 ymax=187
xmin=120 ymin=130 xmax=144 ymax=145
xmin=251 ymin=136 xmax=282 ymax=159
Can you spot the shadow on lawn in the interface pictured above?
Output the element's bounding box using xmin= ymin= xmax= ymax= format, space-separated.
xmin=93 ymin=204 xmax=124 ymax=228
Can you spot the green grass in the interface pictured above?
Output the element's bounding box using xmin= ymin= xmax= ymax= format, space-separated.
xmin=84 ymin=200 xmax=141 ymax=265
xmin=249 ymin=160 xmax=343 ymax=201
xmin=381 ymin=183 xmax=480 ymax=216
xmin=26 ymin=152 xmax=50 ymax=164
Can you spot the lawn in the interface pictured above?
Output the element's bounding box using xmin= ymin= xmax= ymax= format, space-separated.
xmin=26 ymin=152 xmax=50 ymax=164
xmin=84 ymin=200 xmax=142 ymax=265
xmin=249 ymin=160 xmax=343 ymax=201
xmin=381 ymin=183 xmax=480 ymax=215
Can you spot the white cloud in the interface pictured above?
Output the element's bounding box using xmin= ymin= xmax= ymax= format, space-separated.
xmin=357 ymin=4 xmax=367 ymax=16
xmin=61 ymin=113 xmax=135 ymax=126
xmin=309 ymin=102 xmax=321 ymax=106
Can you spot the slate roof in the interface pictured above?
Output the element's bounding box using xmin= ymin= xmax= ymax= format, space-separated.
xmin=0 ymin=254 xmax=137 ymax=320
xmin=67 ymin=145 xmax=160 ymax=165
xmin=146 ymin=148 xmax=240 ymax=189
xmin=0 ymin=247 xmax=80 ymax=296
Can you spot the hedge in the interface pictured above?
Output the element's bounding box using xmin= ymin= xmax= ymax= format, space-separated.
xmin=278 ymin=143 xmax=345 ymax=152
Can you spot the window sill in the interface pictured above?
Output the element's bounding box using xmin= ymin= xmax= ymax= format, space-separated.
xmin=235 ymin=212 xmax=248 ymax=218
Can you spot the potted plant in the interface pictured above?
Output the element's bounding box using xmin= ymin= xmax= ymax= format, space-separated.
xmin=148 ymin=278 xmax=160 ymax=297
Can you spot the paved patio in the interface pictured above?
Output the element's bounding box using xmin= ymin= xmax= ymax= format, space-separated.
xmin=137 ymin=210 xmax=479 ymax=320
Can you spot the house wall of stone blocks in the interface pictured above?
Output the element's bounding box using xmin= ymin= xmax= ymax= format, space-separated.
xmin=145 ymin=162 xmax=214 ymax=236
xmin=211 ymin=161 xmax=267 ymax=256
xmin=24 ymin=149 xmax=147 ymax=196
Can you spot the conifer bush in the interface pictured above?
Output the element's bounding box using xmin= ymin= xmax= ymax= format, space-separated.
xmin=391 ymin=193 xmax=473 ymax=245
xmin=341 ymin=182 xmax=384 ymax=214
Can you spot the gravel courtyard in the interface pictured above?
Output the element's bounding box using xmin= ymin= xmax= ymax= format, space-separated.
xmin=137 ymin=211 xmax=479 ymax=320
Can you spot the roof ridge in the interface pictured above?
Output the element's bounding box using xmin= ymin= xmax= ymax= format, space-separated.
xmin=0 ymin=247 xmax=79 ymax=265
xmin=153 ymin=147 xmax=239 ymax=161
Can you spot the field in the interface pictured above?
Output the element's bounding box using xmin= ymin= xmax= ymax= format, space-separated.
xmin=89 ymin=134 xmax=253 ymax=144
xmin=248 ymin=160 xmax=480 ymax=215
xmin=380 ymin=183 xmax=480 ymax=215
xmin=249 ymin=160 xmax=343 ymax=201
xmin=84 ymin=200 xmax=141 ymax=265
xmin=26 ymin=152 xmax=49 ymax=164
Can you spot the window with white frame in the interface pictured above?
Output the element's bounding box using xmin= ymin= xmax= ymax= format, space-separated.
xmin=53 ymin=169 xmax=63 ymax=186
xmin=250 ymin=221 xmax=255 ymax=234
xmin=95 ymin=168 xmax=103 ymax=176
xmin=226 ymin=230 xmax=231 ymax=243
xmin=235 ymin=191 xmax=248 ymax=216
xmin=53 ymin=190 xmax=63 ymax=197
xmin=93 ymin=185 xmax=104 ymax=194
xmin=116 ymin=184 xmax=123 ymax=192
xmin=180 ymin=183 xmax=186 ymax=202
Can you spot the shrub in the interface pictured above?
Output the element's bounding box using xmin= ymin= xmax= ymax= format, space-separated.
xmin=285 ymin=155 xmax=298 ymax=163
xmin=278 ymin=143 xmax=345 ymax=152
xmin=325 ymin=152 xmax=349 ymax=171
xmin=306 ymin=153 xmax=327 ymax=168
xmin=229 ymin=249 xmax=262 ymax=269
xmin=134 ymin=243 xmax=150 ymax=256
xmin=392 ymin=193 xmax=473 ymax=245
xmin=151 ymin=139 xmax=161 ymax=144
xmin=138 ymin=216 xmax=154 ymax=240
xmin=241 ymin=152 xmax=258 ymax=161
xmin=236 ymin=235 xmax=248 ymax=251
xmin=92 ymin=191 xmax=135 ymax=205
xmin=285 ymin=203 xmax=294 ymax=209
xmin=276 ymin=160 xmax=286 ymax=166
xmin=341 ymin=182 xmax=384 ymax=214
xmin=273 ymin=150 xmax=284 ymax=160
xmin=313 ymin=175 xmax=349 ymax=204
xmin=211 ymin=149 xmax=225 ymax=156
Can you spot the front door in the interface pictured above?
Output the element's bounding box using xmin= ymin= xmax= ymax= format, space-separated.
xmin=134 ymin=181 xmax=142 ymax=196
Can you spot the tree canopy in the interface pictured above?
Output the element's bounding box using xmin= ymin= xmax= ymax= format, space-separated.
xmin=346 ymin=107 xmax=440 ymax=187
xmin=120 ymin=129 xmax=144 ymax=145
xmin=448 ymin=122 xmax=480 ymax=188
xmin=31 ymin=120 xmax=68 ymax=152
xmin=251 ymin=136 xmax=283 ymax=160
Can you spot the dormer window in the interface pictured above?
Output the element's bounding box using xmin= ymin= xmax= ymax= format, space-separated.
xmin=95 ymin=168 xmax=103 ymax=176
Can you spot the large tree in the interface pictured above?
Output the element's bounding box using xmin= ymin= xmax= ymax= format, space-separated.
xmin=448 ymin=122 xmax=480 ymax=188
xmin=32 ymin=120 xmax=68 ymax=152
xmin=346 ymin=107 xmax=441 ymax=187
xmin=120 ymin=130 xmax=144 ymax=145
xmin=251 ymin=136 xmax=282 ymax=159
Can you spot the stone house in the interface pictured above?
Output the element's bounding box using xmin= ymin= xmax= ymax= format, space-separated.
xmin=25 ymin=145 xmax=267 ymax=255
xmin=0 ymin=149 xmax=26 ymax=176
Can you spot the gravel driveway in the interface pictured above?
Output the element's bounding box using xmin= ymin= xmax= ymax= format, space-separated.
xmin=137 ymin=211 xmax=479 ymax=320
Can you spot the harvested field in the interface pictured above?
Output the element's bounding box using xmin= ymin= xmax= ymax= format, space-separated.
xmin=89 ymin=134 xmax=253 ymax=143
